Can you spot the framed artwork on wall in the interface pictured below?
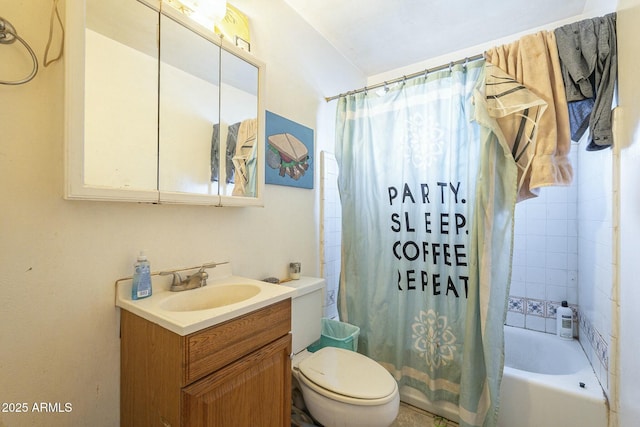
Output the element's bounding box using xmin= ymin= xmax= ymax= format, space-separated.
xmin=265 ymin=111 xmax=314 ymax=189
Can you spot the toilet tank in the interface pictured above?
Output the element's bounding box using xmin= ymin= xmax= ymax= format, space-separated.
xmin=285 ymin=277 xmax=325 ymax=354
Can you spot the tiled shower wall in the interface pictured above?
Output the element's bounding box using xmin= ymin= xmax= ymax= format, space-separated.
xmin=320 ymin=151 xmax=341 ymax=319
xmin=506 ymin=149 xmax=580 ymax=333
xmin=576 ymin=143 xmax=612 ymax=395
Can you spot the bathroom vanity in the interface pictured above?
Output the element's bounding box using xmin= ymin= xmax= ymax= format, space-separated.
xmin=120 ymin=300 xmax=291 ymax=426
xmin=116 ymin=265 xmax=296 ymax=426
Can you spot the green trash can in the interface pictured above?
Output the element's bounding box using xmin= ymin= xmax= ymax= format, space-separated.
xmin=307 ymin=318 xmax=360 ymax=353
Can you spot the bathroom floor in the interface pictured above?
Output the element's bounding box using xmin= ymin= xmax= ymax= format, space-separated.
xmin=391 ymin=403 xmax=459 ymax=427
xmin=291 ymin=402 xmax=459 ymax=427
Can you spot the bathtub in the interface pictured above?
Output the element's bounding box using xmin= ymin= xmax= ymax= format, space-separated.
xmin=498 ymin=325 xmax=608 ymax=427
xmin=398 ymin=326 xmax=608 ymax=426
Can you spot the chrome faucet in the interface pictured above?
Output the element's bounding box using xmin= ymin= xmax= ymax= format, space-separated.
xmin=160 ymin=262 xmax=222 ymax=292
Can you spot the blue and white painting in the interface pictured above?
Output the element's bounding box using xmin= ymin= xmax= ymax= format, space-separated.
xmin=265 ymin=111 xmax=314 ymax=189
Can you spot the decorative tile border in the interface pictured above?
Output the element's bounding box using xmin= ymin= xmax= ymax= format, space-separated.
xmin=507 ymin=296 xmax=577 ymax=320
xmin=579 ymin=311 xmax=609 ymax=370
xmin=546 ymin=301 xmax=560 ymax=318
xmin=526 ymin=298 xmax=546 ymax=317
xmin=507 ymin=297 xmax=524 ymax=313
xmin=507 ymin=296 xmax=609 ymax=373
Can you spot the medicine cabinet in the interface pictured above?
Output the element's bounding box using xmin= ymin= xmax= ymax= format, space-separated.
xmin=65 ymin=0 xmax=265 ymax=206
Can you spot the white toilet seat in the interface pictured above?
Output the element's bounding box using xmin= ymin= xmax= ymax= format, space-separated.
xmin=297 ymin=347 xmax=398 ymax=406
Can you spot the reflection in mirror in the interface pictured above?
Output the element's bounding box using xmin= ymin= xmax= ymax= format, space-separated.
xmin=158 ymin=13 xmax=221 ymax=196
xmin=84 ymin=0 xmax=159 ymax=190
xmin=219 ymin=49 xmax=259 ymax=197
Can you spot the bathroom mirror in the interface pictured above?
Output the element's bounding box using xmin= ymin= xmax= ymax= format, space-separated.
xmin=158 ymin=11 xmax=221 ymax=202
xmin=65 ymin=0 xmax=265 ymax=205
xmin=65 ymin=0 xmax=160 ymax=202
xmin=218 ymin=48 xmax=260 ymax=199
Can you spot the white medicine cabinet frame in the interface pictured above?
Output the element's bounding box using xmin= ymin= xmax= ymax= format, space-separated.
xmin=65 ymin=0 xmax=265 ymax=206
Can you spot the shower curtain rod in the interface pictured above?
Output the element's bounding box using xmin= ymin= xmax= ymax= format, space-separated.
xmin=325 ymin=53 xmax=485 ymax=102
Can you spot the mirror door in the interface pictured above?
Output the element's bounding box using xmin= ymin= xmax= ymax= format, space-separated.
xmin=158 ymin=11 xmax=221 ymax=203
xmin=83 ymin=0 xmax=159 ymax=196
xmin=218 ymin=49 xmax=260 ymax=199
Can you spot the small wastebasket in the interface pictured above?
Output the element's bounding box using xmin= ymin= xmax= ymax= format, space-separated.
xmin=307 ymin=318 xmax=360 ymax=353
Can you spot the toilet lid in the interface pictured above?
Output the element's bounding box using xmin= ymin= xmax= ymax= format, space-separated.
xmin=298 ymin=347 xmax=396 ymax=400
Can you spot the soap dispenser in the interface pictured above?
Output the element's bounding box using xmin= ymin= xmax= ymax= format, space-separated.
xmin=131 ymin=251 xmax=152 ymax=300
xmin=557 ymin=301 xmax=573 ymax=340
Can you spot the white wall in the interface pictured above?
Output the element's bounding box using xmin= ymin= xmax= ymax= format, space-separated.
xmin=0 ymin=1 xmax=363 ymax=425
xmin=367 ymin=1 xmax=618 ymax=87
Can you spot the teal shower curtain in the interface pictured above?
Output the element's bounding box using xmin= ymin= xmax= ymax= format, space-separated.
xmin=335 ymin=62 xmax=518 ymax=427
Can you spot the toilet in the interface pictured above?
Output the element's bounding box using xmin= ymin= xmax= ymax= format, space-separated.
xmin=288 ymin=277 xmax=400 ymax=427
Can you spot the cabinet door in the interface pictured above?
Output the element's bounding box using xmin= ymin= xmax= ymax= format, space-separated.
xmin=217 ymin=47 xmax=264 ymax=205
xmin=158 ymin=10 xmax=221 ymax=205
xmin=182 ymin=335 xmax=291 ymax=427
xmin=66 ymin=0 xmax=160 ymax=202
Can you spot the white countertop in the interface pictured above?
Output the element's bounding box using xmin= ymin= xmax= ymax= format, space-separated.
xmin=116 ymin=263 xmax=298 ymax=336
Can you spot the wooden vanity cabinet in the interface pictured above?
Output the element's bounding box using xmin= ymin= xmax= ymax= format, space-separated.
xmin=120 ymin=299 xmax=292 ymax=427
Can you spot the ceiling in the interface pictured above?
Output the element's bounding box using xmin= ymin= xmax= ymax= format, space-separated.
xmin=283 ymin=0 xmax=589 ymax=77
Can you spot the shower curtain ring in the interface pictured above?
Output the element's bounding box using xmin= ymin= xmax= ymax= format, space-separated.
xmin=449 ymin=62 xmax=454 ymax=72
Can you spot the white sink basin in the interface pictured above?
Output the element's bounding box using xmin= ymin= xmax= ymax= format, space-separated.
xmin=159 ymin=284 xmax=261 ymax=312
xmin=115 ymin=263 xmax=296 ymax=336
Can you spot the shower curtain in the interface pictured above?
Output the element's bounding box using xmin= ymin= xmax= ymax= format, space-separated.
xmin=335 ymin=62 xmax=518 ymax=427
